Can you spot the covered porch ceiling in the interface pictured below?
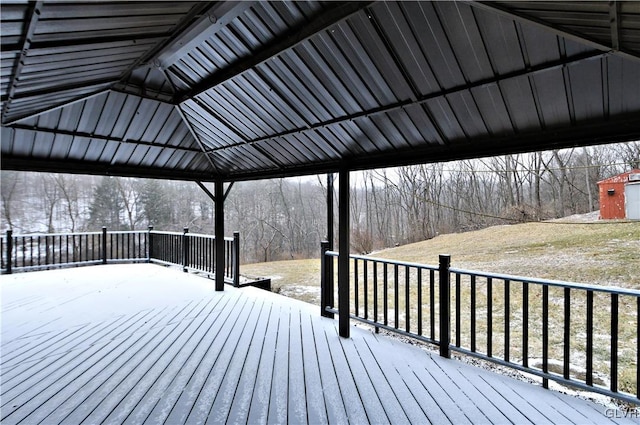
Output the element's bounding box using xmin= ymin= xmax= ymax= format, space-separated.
xmin=1 ymin=1 xmax=640 ymax=182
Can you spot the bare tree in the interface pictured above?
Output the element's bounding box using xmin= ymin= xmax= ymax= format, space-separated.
xmin=1 ymin=171 xmax=23 ymax=231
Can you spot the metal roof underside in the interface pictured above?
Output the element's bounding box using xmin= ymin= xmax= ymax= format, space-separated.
xmin=2 ymin=1 xmax=640 ymax=182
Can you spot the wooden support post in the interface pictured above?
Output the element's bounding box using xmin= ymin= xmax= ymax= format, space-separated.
xmin=338 ymin=168 xmax=350 ymax=338
xmin=439 ymin=254 xmax=451 ymax=358
xmin=215 ymin=180 xmax=225 ymax=291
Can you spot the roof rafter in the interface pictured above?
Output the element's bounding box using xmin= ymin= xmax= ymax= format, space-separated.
xmin=9 ymin=124 xmax=204 ymax=154
xmin=609 ymin=1 xmax=620 ymax=52
xmin=177 ymin=1 xmax=375 ymax=103
xmin=2 ymin=1 xmax=44 ymax=124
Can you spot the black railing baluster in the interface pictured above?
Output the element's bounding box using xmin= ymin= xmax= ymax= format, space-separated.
xmin=210 ymin=237 xmax=215 ymax=273
xmin=523 ymin=281 xmax=529 ymax=368
xmin=405 ymin=265 xmax=410 ymax=333
xmin=364 ymin=260 xmax=369 ymax=320
xmin=456 ymin=273 xmax=461 ymax=347
xmin=30 ymin=236 xmax=33 ymax=267
xmin=383 ymin=263 xmax=388 ymax=326
xmin=417 ymin=268 xmax=422 ymax=336
xmin=564 ymin=287 xmax=571 ymax=380
xmin=586 ymin=290 xmax=593 ymax=386
xmin=354 ymin=259 xmax=359 ymax=317
xmin=394 ymin=264 xmax=399 ymax=329
xmin=505 ymin=279 xmax=510 ymax=362
xmin=373 ymin=261 xmax=378 ymax=327
xmin=430 ymin=269 xmax=435 ymax=340
xmin=611 ymin=294 xmax=618 ymax=393
xmin=471 ymin=275 xmax=476 ymax=352
xmin=543 ymin=284 xmax=549 ymax=389
xmin=487 ymin=277 xmax=493 ymax=358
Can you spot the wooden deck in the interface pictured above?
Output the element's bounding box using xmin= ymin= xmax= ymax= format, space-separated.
xmin=1 ymin=264 xmax=634 ymax=424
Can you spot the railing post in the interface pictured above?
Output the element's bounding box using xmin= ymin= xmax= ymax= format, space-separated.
xmin=439 ymin=254 xmax=451 ymax=358
xmin=182 ymin=227 xmax=189 ymax=272
xmin=102 ymin=227 xmax=107 ymax=264
xmin=147 ymin=226 xmax=153 ymax=262
xmin=233 ymin=231 xmax=240 ymax=287
xmin=6 ymin=230 xmax=13 ymax=274
xmin=320 ymin=241 xmax=334 ymax=318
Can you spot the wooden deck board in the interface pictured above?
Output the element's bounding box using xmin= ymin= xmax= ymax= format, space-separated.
xmin=1 ymin=264 xmax=635 ymax=425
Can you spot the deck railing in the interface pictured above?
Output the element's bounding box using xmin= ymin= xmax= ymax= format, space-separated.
xmin=1 ymin=228 xmax=240 ymax=286
xmin=320 ymin=243 xmax=640 ymax=405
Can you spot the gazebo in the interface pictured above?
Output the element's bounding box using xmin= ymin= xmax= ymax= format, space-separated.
xmin=2 ymin=1 xmax=640 ymax=422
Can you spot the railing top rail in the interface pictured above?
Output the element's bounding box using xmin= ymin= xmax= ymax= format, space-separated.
xmin=2 ymin=231 xmax=104 ymax=238
xmin=184 ymin=232 xmax=234 ymax=242
xmin=106 ymin=230 xmax=148 ymax=235
xmin=149 ymin=230 xmax=233 ymax=241
xmin=325 ymin=250 xmax=439 ymax=271
xmin=149 ymin=230 xmax=183 ymax=236
xmin=450 ymin=266 xmax=640 ymax=296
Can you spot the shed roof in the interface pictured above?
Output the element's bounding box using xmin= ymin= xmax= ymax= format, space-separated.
xmin=2 ymin=1 xmax=640 ymax=182
xmin=597 ymin=169 xmax=640 ymax=185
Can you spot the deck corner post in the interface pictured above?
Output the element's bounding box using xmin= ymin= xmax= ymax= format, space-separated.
xmin=182 ymin=227 xmax=189 ymax=272
xmin=6 ymin=229 xmax=13 ymax=274
xmin=102 ymin=227 xmax=107 ymax=264
xmin=147 ymin=225 xmax=154 ymax=262
xmin=320 ymin=240 xmax=334 ymax=318
xmin=233 ymin=231 xmax=240 ymax=287
xmin=439 ymin=254 xmax=451 ymax=358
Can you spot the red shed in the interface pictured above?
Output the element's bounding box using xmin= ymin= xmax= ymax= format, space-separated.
xmin=597 ymin=169 xmax=640 ymax=219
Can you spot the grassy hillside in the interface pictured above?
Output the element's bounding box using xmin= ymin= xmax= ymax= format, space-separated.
xmin=242 ymin=220 xmax=640 ymax=299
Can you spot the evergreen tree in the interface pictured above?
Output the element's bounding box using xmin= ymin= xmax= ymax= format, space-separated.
xmin=140 ymin=179 xmax=172 ymax=228
xmin=88 ymin=177 xmax=124 ymax=230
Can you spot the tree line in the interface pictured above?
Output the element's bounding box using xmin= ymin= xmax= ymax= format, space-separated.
xmin=1 ymin=142 xmax=638 ymax=264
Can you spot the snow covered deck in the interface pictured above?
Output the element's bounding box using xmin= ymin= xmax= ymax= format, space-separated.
xmin=1 ymin=264 xmax=633 ymax=424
